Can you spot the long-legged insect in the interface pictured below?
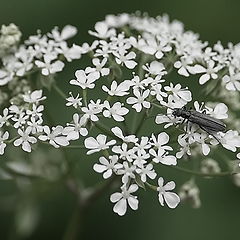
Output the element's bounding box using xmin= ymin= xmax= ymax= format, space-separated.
xmin=172 ymin=106 xmax=226 ymax=142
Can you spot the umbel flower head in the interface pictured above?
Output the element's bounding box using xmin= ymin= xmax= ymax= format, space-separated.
xmin=0 ymin=13 xmax=240 ymax=217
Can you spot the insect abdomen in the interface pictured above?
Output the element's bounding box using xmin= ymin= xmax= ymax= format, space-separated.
xmin=188 ymin=110 xmax=226 ymax=132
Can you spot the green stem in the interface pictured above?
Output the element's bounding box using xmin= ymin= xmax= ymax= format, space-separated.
xmin=171 ymin=165 xmax=231 ymax=177
xmin=53 ymin=84 xmax=67 ymax=99
xmin=82 ymin=89 xmax=87 ymax=106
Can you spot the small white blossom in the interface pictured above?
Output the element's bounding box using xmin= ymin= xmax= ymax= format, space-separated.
xmin=114 ymin=49 xmax=137 ymax=69
xmin=0 ymin=131 xmax=9 ymax=155
xmin=112 ymin=143 xmax=135 ymax=162
xmin=127 ymin=89 xmax=150 ymax=112
xmin=35 ymin=55 xmax=64 ymax=76
xmin=164 ymin=83 xmax=192 ymax=103
xmin=157 ymin=177 xmax=180 ymax=208
xmin=102 ymin=80 xmax=132 ymax=96
xmin=39 ymin=126 xmax=69 ymax=148
xmin=117 ymin=161 xmax=136 ymax=184
xmin=220 ymin=130 xmax=240 ymax=152
xmin=23 ymin=90 xmax=46 ymax=104
xmin=0 ymin=108 xmax=12 ymax=127
xmin=84 ymin=134 xmax=116 ymax=155
xmin=64 ymin=114 xmax=88 ymax=140
xmin=110 ymin=184 xmax=139 ymax=216
xmin=103 ymin=101 xmax=129 ymax=121
xmin=66 ymin=92 xmax=82 ymax=109
xmin=111 ymin=127 xmax=138 ymax=143
xmin=81 ymin=99 xmax=103 ymax=121
xmin=85 ymin=58 xmax=110 ymax=79
xmin=89 ymin=21 xmax=116 ymax=39
xmin=14 ymin=127 xmax=37 ymax=152
xmin=149 ymin=148 xmax=177 ymax=165
xmin=222 ymin=67 xmax=240 ymax=91
xmin=70 ymin=70 xmax=99 ymax=89
xmin=93 ymin=155 xmax=122 ymax=179
xmin=193 ymin=60 xmax=222 ymax=85
xmin=136 ymin=163 xmax=157 ymax=182
xmin=142 ymin=61 xmax=167 ymax=76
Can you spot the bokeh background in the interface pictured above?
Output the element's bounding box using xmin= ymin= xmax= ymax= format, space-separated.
xmin=1 ymin=0 xmax=240 ymax=239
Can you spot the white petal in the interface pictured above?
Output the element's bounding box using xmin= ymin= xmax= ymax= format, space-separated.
xmin=127 ymin=196 xmax=138 ymax=210
xmin=199 ymin=74 xmax=210 ymax=85
xmin=110 ymin=192 xmax=122 ymax=203
xmin=113 ymin=199 xmax=127 ymax=216
xmin=93 ymin=164 xmax=107 ymax=173
xmin=164 ymin=192 xmax=180 ymax=208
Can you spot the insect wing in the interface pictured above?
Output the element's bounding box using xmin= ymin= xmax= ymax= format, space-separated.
xmin=189 ymin=110 xmax=226 ymax=132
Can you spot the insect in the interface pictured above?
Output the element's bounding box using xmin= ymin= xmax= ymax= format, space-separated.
xmin=172 ymin=106 xmax=226 ymax=141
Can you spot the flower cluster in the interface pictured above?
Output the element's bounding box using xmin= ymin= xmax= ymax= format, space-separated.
xmin=1 ymin=13 xmax=240 ymax=217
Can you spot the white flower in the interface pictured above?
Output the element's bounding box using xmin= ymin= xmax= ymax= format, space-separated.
xmin=220 ymin=130 xmax=240 ymax=152
xmin=56 ymin=42 xmax=82 ymax=62
xmin=49 ymin=25 xmax=77 ymax=42
xmin=103 ymin=101 xmax=129 ymax=121
xmin=66 ymin=92 xmax=82 ymax=109
xmin=151 ymin=132 xmax=173 ymax=151
xmin=70 ymin=70 xmax=99 ymax=89
xmin=89 ymin=21 xmax=116 ymax=39
xmin=194 ymin=132 xmax=210 ymax=156
xmin=81 ymin=99 xmax=103 ymax=122
xmin=35 ymin=55 xmax=64 ymax=76
xmin=111 ymin=127 xmax=138 ymax=143
xmin=0 ymin=108 xmax=12 ymax=127
xmin=38 ymin=126 xmax=69 ymax=148
xmin=14 ymin=49 xmax=33 ymax=76
xmin=132 ymin=151 xmax=149 ymax=167
xmin=174 ymin=56 xmax=194 ymax=77
xmin=176 ymin=135 xmax=191 ymax=159
xmin=157 ymin=177 xmax=180 ymax=208
xmin=0 ymin=131 xmax=9 ymax=155
xmin=136 ymin=163 xmax=157 ymax=182
xmin=127 ymin=89 xmax=150 ymax=112
xmin=117 ymin=161 xmax=136 ymax=184
xmin=26 ymin=104 xmax=44 ymax=118
xmin=102 ymin=80 xmax=133 ymax=96
xmin=142 ymin=61 xmax=167 ymax=76
xmin=23 ymin=90 xmax=46 ymax=104
xmin=164 ymin=83 xmax=192 ymax=102
xmin=114 ymin=49 xmax=137 ymax=69
xmin=112 ymin=143 xmax=135 ymax=162
xmin=149 ymin=148 xmax=177 ymax=165
xmin=85 ymin=58 xmax=110 ymax=79
xmin=0 ymin=70 xmax=13 ymax=86
xmin=141 ymin=37 xmax=172 ymax=59
xmin=110 ymin=184 xmax=139 ymax=216
xmin=12 ymin=112 xmax=29 ymax=128
xmin=93 ymin=155 xmax=122 ymax=179
xmin=208 ymin=103 xmax=228 ymax=119
xmin=27 ymin=117 xmax=43 ymax=134
xmin=64 ymin=113 xmax=88 ymax=140
xmin=193 ymin=60 xmax=222 ymax=85
xmin=84 ymin=134 xmax=116 ymax=155
xmin=150 ymin=83 xmax=167 ymax=101
xmin=14 ymin=127 xmax=37 ymax=152
xmin=222 ymin=67 xmax=240 ymax=91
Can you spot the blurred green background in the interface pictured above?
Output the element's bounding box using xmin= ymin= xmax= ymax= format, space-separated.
xmin=1 ymin=0 xmax=240 ymax=239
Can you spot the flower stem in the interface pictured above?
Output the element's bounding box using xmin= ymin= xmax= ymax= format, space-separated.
xmin=171 ymin=165 xmax=232 ymax=177
xmin=53 ymin=84 xmax=67 ymax=99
